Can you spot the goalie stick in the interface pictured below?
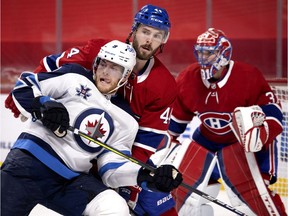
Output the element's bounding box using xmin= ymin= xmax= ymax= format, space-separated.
xmin=67 ymin=126 xmax=247 ymax=216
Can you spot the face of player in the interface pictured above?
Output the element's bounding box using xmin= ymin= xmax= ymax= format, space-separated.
xmin=95 ymin=59 xmax=124 ymax=94
xmin=132 ymin=24 xmax=166 ymax=60
xmin=196 ymin=49 xmax=218 ymax=67
xmin=196 ymin=49 xmax=225 ymax=80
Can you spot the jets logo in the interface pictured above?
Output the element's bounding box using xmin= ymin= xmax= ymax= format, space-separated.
xmin=76 ymin=84 xmax=91 ymax=99
xmin=85 ymin=112 xmax=107 ymax=140
xmin=74 ymin=108 xmax=114 ymax=153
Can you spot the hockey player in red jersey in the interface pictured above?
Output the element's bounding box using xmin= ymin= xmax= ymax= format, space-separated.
xmin=166 ymin=28 xmax=287 ymax=215
xmin=4 ymin=4 xmax=179 ymax=216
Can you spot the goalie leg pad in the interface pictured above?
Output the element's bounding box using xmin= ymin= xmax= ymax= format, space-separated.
xmin=150 ymin=134 xmax=172 ymax=166
xmin=161 ymin=138 xmax=192 ymax=169
xmin=171 ymin=140 xmax=217 ymax=211
xmin=178 ymin=182 xmax=220 ymax=216
xmin=218 ymin=143 xmax=285 ymax=215
xmin=220 ymin=176 xmax=257 ymax=216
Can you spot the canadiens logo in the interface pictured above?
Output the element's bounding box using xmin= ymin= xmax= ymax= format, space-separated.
xmin=76 ymin=84 xmax=92 ymax=99
xmin=199 ymin=112 xmax=232 ymax=135
xmin=74 ymin=108 xmax=114 ymax=153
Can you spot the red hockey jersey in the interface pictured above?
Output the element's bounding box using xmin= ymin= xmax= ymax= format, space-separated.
xmin=169 ymin=60 xmax=283 ymax=146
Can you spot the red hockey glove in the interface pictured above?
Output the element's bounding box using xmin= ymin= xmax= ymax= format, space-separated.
xmin=5 ymin=93 xmax=21 ymax=118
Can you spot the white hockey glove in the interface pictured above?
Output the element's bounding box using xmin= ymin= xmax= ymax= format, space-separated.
xmin=231 ymin=105 xmax=269 ymax=152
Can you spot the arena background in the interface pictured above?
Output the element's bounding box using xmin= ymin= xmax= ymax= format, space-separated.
xmin=1 ymin=0 xmax=287 ymax=215
xmin=2 ymin=0 xmax=287 ymax=155
xmin=1 ymin=0 xmax=287 ymax=94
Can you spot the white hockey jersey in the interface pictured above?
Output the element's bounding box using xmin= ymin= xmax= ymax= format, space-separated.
xmin=12 ymin=63 xmax=140 ymax=188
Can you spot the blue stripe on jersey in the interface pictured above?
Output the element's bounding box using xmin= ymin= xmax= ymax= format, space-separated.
xmin=192 ymin=128 xmax=231 ymax=152
xmin=36 ymin=63 xmax=93 ymax=82
xmin=17 ymin=72 xmax=41 ymax=90
xmin=20 ymin=71 xmax=34 ymax=79
xmin=169 ymin=119 xmax=188 ymax=135
xmin=12 ymin=90 xmax=35 ymax=113
xmin=13 ymin=73 xmax=42 ymax=113
xmin=261 ymin=103 xmax=283 ymax=122
xmin=46 ymin=53 xmax=63 ymax=71
xmin=14 ymin=72 xmax=37 ymax=88
xmin=98 ymin=161 xmax=128 ymax=178
xmin=14 ymin=79 xmax=27 ymax=89
xmin=12 ymin=135 xmax=79 ymax=180
xmin=25 ymin=74 xmax=41 ymax=90
xmin=134 ymin=129 xmax=165 ymax=149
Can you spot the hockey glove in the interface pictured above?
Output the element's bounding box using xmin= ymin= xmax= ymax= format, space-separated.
xmin=231 ymin=105 xmax=269 ymax=152
xmin=137 ymin=165 xmax=183 ymax=192
xmin=31 ymin=96 xmax=70 ymax=137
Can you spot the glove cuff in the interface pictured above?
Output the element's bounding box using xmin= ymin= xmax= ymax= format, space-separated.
xmin=137 ymin=168 xmax=154 ymax=185
xmin=31 ymin=96 xmax=52 ymax=120
xmin=32 ymin=96 xmax=52 ymax=107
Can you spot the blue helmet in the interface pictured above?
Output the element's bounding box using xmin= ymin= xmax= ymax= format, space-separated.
xmin=132 ymin=4 xmax=171 ymax=33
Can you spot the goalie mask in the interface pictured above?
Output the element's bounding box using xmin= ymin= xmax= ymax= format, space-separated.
xmin=131 ymin=4 xmax=171 ymax=43
xmin=194 ymin=28 xmax=232 ymax=80
xmin=93 ymin=40 xmax=136 ymax=94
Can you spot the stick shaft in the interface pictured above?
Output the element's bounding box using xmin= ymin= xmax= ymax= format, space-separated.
xmin=68 ymin=126 xmax=246 ymax=216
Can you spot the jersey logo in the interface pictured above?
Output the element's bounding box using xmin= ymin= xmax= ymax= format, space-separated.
xmin=205 ymin=91 xmax=219 ymax=104
xmin=74 ymin=108 xmax=114 ymax=153
xmin=199 ymin=112 xmax=232 ymax=135
xmin=76 ymin=84 xmax=91 ymax=99
xmin=85 ymin=112 xmax=107 ymax=140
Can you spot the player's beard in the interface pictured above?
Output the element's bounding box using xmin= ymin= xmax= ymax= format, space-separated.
xmin=132 ymin=39 xmax=159 ymax=60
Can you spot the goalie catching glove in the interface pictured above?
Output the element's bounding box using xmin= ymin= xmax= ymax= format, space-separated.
xmin=31 ymin=96 xmax=70 ymax=138
xmin=231 ymin=105 xmax=269 ymax=152
xmin=137 ymin=164 xmax=183 ymax=192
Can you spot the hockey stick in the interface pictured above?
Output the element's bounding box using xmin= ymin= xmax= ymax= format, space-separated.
xmin=68 ymin=126 xmax=247 ymax=216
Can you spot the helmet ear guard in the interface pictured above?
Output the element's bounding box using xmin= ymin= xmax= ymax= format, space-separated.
xmin=194 ymin=28 xmax=232 ymax=80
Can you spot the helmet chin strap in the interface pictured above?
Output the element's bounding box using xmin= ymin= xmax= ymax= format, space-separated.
xmin=106 ymin=79 xmax=128 ymax=95
xmin=103 ymin=85 xmax=121 ymax=99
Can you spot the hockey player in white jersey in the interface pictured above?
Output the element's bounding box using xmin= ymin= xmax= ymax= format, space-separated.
xmin=0 ymin=40 xmax=183 ymax=216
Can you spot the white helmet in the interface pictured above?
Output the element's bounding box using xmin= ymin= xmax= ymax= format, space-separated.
xmin=93 ymin=40 xmax=136 ymax=91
